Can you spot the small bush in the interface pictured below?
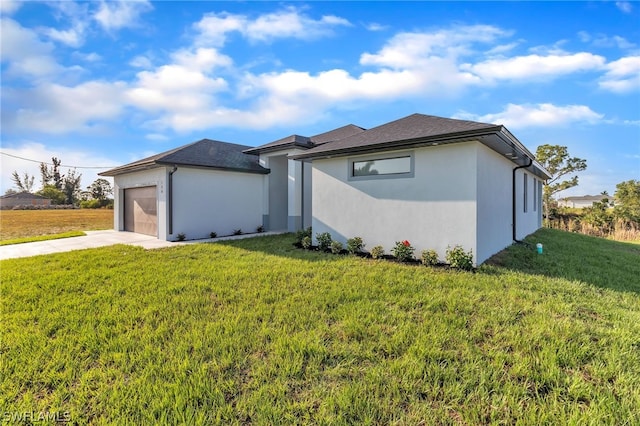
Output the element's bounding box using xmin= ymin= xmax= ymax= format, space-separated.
xmin=233 ymin=229 xmax=243 ymax=235
xmin=301 ymin=236 xmax=312 ymax=249
xmin=421 ymin=249 xmax=439 ymax=266
xmin=370 ymin=245 xmax=385 ymax=259
xmin=256 ymin=225 xmax=265 ymax=233
xmin=210 ymin=231 xmax=217 ymax=239
xmin=316 ymin=232 xmax=332 ymax=251
xmin=80 ymin=199 xmax=102 ymax=209
xmin=392 ymin=240 xmax=415 ymax=262
xmin=176 ymin=233 xmax=186 ymax=241
xmin=446 ymin=245 xmax=474 ymax=271
xmin=295 ymin=227 xmax=312 ymax=244
xmin=330 ymin=240 xmax=343 ymax=254
xmin=346 ymin=236 xmax=365 ymax=254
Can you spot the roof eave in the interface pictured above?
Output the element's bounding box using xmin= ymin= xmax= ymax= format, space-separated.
xmin=244 ymin=142 xmax=313 ymax=155
xmin=98 ymin=161 xmax=162 ymax=177
xmin=290 ymin=127 xmax=504 ymax=161
xmin=155 ymin=161 xmax=270 ymax=175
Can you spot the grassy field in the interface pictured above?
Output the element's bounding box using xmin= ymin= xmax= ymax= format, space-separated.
xmin=0 ymin=209 xmax=113 ymax=241
xmin=1 ymin=229 xmax=639 ymax=424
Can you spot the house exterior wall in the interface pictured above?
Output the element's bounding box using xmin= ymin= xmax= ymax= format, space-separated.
xmin=113 ymin=167 xmax=168 ymax=239
xmin=171 ymin=167 xmax=263 ymax=240
xmin=475 ymin=144 xmax=515 ymax=264
xmin=514 ymin=169 xmax=540 ymax=240
xmin=259 ymin=148 xmax=311 ymax=233
xmin=311 ymin=143 xmax=478 ymax=262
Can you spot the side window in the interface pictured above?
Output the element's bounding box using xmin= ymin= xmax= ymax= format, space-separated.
xmin=348 ymin=152 xmax=415 ymax=181
xmin=523 ymin=174 xmax=528 ymax=213
xmin=533 ymin=178 xmax=537 ymax=211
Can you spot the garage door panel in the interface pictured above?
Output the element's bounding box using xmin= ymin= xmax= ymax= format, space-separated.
xmin=124 ymin=186 xmax=157 ymax=236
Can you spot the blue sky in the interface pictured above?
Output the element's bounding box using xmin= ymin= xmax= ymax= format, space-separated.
xmin=1 ymin=1 xmax=639 ymax=197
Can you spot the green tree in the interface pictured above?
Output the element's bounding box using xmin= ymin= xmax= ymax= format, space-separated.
xmin=37 ymin=185 xmax=66 ymax=205
xmin=62 ymin=169 xmax=82 ymax=205
xmin=88 ymin=178 xmax=113 ymax=203
xmin=614 ymin=180 xmax=640 ymax=223
xmin=536 ymin=144 xmax=587 ymax=223
xmin=10 ymin=171 xmax=35 ymax=193
xmin=40 ymin=157 xmax=64 ymax=190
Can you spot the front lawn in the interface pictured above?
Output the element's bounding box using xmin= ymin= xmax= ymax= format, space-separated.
xmin=1 ymin=230 xmax=639 ymax=424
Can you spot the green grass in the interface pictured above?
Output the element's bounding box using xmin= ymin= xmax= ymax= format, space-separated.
xmin=0 ymin=209 xmax=112 ymax=241
xmin=1 ymin=229 xmax=639 ymax=424
xmin=0 ymin=231 xmax=85 ymax=246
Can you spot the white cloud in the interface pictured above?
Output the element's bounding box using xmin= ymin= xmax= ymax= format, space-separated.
xmin=0 ymin=18 xmax=62 ymax=79
xmin=462 ymin=52 xmax=606 ymax=82
xmin=599 ymin=56 xmax=640 ymax=93
xmin=361 ymin=25 xmax=508 ymax=69
xmin=194 ymin=7 xmax=351 ymax=47
xmin=454 ymin=103 xmax=604 ymax=128
xmin=616 ymin=1 xmax=633 ymax=13
xmin=8 ymin=81 xmax=127 ymax=134
xmin=42 ymin=25 xmax=85 ymax=48
xmin=130 ymin=55 xmax=153 ymax=69
xmin=125 ymin=48 xmax=231 ymax=130
xmin=94 ymin=0 xmax=153 ymax=32
xmin=0 ymin=0 xmax=21 ymax=15
xmin=365 ymin=22 xmax=387 ymax=32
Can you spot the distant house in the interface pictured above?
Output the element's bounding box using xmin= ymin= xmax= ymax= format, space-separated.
xmin=558 ymin=195 xmax=608 ymax=209
xmin=0 ymin=192 xmax=52 ymax=210
xmin=101 ymin=113 xmax=551 ymax=265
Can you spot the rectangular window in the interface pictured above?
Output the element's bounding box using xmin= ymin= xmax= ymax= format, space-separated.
xmin=533 ymin=178 xmax=537 ymax=211
xmin=349 ymin=152 xmax=414 ymax=181
xmin=523 ymin=174 xmax=528 ymax=213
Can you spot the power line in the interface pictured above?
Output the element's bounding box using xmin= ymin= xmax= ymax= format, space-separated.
xmin=0 ymin=151 xmax=117 ymax=169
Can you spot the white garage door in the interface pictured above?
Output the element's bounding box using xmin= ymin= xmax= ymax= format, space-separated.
xmin=124 ymin=186 xmax=157 ymax=236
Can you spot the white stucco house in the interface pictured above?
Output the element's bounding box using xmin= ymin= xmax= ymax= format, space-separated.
xmin=558 ymin=195 xmax=608 ymax=209
xmin=101 ymin=113 xmax=550 ymax=265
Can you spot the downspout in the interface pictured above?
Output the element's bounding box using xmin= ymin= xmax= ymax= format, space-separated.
xmin=168 ymin=165 xmax=178 ymax=235
xmin=512 ymin=158 xmax=532 ymax=242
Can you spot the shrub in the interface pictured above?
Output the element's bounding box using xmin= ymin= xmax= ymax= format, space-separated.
xmin=316 ymin=232 xmax=332 ymax=251
xmin=446 ymin=245 xmax=474 ymax=271
xmin=256 ymin=225 xmax=265 ymax=233
xmin=233 ymin=229 xmax=243 ymax=235
xmin=176 ymin=233 xmax=186 ymax=241
xmin=392 ymin=240 xmax=415 ymax=262
xmin=421 ymin=249 xmax=439 ymax=266
xmin=346 ymin=236 xmax=365 ymax=254
xmin=80 ymin=199 xmax=102 ymax=209
xmin=370 ymin=245 xmax=385 ymax=259
xmin=330 ymin=240 xmax=343 ymax=254
xmin=210 ymin=232 xmax=217 ymax=238
xmin=301 ymin=236 xmax=312 ymax=249
xmin=295 ymin=227 xmax=312 ymax=244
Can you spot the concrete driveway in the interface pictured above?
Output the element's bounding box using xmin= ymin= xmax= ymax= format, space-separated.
xmin=0 ymin=230 xmax=181 ymax=260
xmin=0 ymin=230 xmax=284 ymax=260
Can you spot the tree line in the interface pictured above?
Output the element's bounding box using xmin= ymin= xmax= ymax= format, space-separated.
xmin=536 ymin=144 xmax=639 ymax=240
xmin=7 ymin=157 xmax=112 ymax=208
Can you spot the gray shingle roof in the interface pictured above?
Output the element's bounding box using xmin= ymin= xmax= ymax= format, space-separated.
xmin=243 ymin=134 xmax=313 ymax=155
xmin=100 ymin=139 xmax=269 ymax=176
xmin=0 ymin=191 xmax=50 ymax=200
xmin=244 ymin=124 xmax=365 ymax=154
xmin=293 ymin=113 xmax=501 ymax=159
xmin=309 ymin=124 xmax=366 ymax=145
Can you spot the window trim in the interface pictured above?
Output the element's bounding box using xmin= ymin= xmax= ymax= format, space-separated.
xmin=348 ymin=151 xmax=415 ymax=181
